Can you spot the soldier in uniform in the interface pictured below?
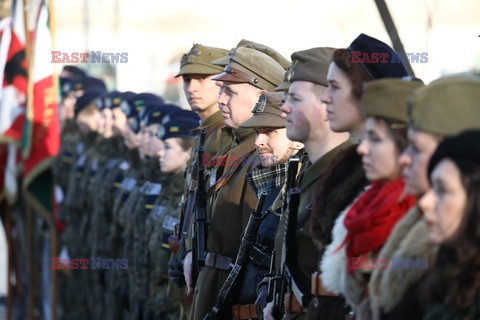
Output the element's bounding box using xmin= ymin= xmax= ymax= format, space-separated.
xmin=186 ymin=45 xmax=286 ymax=320
xmin=304 ymin=34 xmax=414 ymax=319
xmin=168 ymin=43 xmax=234 ymax=318
xmin=108 ymin=94 xmax=161 ymax=319
xmin=87 ymin=91 xmax=130 ymax=319
xmin=60 ymin=84 xmax=106 ymax=320
xmin=145 ymin=114 xmax=199 ymax=320
xmin=319 ymin=78 xmax=421 ymax=319
xmin=207 ymin=91 xmax=303 ymax=320
xmin=368 ymin=74 xmax=480 ymax=319
xmin=260 ymin=47 xmax=351 ymax=320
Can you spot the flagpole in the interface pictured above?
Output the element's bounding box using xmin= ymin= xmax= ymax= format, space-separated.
xmin=22 ymin=1 xmax=34 ymax=319
xmin=22 ymin=0 xmax=34 ymax=160
xmin=48 ymin=0 xmax=58 ymax=318
xmin=4 ymin=202 xmax=13 ymax=320
xmin=26 ymin=204 xmax=34 ymax=320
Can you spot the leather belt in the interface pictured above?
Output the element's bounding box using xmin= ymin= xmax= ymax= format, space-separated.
xmin=204 ymin=252 xmax=233 ymax=270
xmin=311 ymin=271 xmax=336 ymax=296
xmin=284 ymin=292 xmax=306 ymax=314
xmin=231 ymin=304 xmax=257 ymax=320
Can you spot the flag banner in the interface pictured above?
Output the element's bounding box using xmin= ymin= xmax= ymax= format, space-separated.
xmin=22 ymin=0 xmax=60 ymax=223
xmin=0 ymin=0 xmax=27 ymax=144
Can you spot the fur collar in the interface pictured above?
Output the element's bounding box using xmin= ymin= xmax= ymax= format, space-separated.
xmin=320 ymin=205 xmax=349 ymax=295
xmin=320 ymin=186 xmax=373 ymax=314
xmin=369 ymin=205 xmax=439 ymax=316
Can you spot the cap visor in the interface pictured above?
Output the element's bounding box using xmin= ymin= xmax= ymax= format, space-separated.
xmin=211 ymin=55 xmax=230 ymax=67
xmin=239 ymin=114 xmax=286 ymax=128
xmin=175 ymin=64 xmax=223 ymax=78
xmin=212 ymin=72 xmax=249 ymax=83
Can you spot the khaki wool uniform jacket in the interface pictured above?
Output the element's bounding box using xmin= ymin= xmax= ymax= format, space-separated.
xmin=189 ymin=127 xmax=258 ymax=320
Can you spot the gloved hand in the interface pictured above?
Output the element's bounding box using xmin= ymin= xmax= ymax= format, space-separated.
xmin=168 ymin=247 xmax=186 ymax=287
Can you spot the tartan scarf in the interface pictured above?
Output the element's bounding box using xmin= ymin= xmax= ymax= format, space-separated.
xmin=246 ymin=163 xmax=288 ymax=199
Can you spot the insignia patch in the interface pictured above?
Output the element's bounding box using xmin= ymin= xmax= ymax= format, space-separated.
xmin=76 ymin=154 xmax=87 ymax=166
xmin=150 ymin=205 xmax=166 ymax=220
xmin=145 ymin=183 xmax=162 ymax=195
xmin=119 ymin=161 xmax=130 ymax=171
xmin=76 ymin=142 xmax=85 ymax=154
xmin=121 ymin=177 xmax=137 ymax=191
xmin=105 ymin=159 xmax=118 ymax=170
xmin=162 ymin=215 xmax=180 ymax=232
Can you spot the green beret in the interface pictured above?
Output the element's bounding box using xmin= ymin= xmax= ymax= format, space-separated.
xmin=408 ymin=74 xmax=480 ymax=136
xmin=212 ymin=47 xmax=285 ymax=91
xmin=362 ymin=78 xmax=424 ymax=122
xmin=287 ymin=47 xmax=336 ymax=87
xmin=212 ymin=39 xmax=291 ymax=71
xmin=239 ymin=92 xmax=285 ymax=128
xmin=175 ymin=44 xmax=228 ymax=77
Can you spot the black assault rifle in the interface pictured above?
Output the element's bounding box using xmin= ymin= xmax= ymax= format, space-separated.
xmin=266 ymin=156 xmax=301 ymax=317
xmin=192 ymin=130 xmax=208 ymax=282
xmin=204 ymin=192 xmax=267 ymax=320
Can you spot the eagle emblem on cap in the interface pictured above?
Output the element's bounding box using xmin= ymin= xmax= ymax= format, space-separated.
xmin=286 ymin=60 xmax=298 ymax=82
xmin=252 ymin=94 xmax=267 ymax=113
xmin=188 ymin=44 xmax=201 ymax=56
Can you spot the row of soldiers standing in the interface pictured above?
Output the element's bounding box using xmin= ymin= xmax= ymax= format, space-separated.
xmin=53 ymin=32 xmax=480 ymax=320
xmin=54 ymin=66 xmax=202 ymax=319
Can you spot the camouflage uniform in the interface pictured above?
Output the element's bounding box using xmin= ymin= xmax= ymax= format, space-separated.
xmin=59 ymin=131 xmax=98 ymax=320
xmin=87 ymin=135 xmax=126 ymax=319
xmin=106 ymin=147 xmax=143 ymax=320
xmin=146 ymin=172 xmax=184 ymax=319
xmin=52 ymin=118 xmax=80 ymax=316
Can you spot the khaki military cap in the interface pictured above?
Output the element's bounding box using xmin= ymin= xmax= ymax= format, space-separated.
xmin=212 ymin=47 xmax=285 ymax=91
xmin=239 ymin=92 xmax=285 ymax=128
xmin=175 ymin=44 xmax=228 ymax=77
xmin=274 ymin=64 xmax=292 ymax=92
xmin=287 ymin=47 xmax=336 ymax=87
xmin=408 ymin=74 xmax=480 ymax=136
xmin=362 ymin=78 xmax=425 ymax=122
xmin=212 ymin=39 xmax=291 ymax=70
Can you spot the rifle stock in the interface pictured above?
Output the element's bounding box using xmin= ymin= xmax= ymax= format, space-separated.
xmin=204 ymin=192 xmax=267 ymax=320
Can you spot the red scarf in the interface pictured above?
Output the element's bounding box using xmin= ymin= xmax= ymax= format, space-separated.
xmin=341 ymin=177 xmax=416 ymax=273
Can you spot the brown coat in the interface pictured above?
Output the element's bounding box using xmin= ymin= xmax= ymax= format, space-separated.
xmin=189 ymin=128 xmax=259 ymax=320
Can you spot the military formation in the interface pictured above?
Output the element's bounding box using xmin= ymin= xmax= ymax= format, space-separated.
xmin=48 ymin=33 xmax=480 ymax=320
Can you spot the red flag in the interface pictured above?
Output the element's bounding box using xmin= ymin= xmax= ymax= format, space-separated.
xmin=22 ymin=0 xmax=60 ymax=222
xmin=0 ymin=0 xmax=27 ymax=143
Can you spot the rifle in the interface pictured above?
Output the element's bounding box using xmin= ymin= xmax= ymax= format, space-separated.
xmin=168 ymin=130 xmax=205 ymax=254
xmin=192 ymin=129 xmax=208 ymax=282
xmin=204 ymin=192 xmax=267 ymax=320
xmin=266 ymin=156 xmax=300 ymax=317
xmin=282 ymin=188 xmax=311 ymax=310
